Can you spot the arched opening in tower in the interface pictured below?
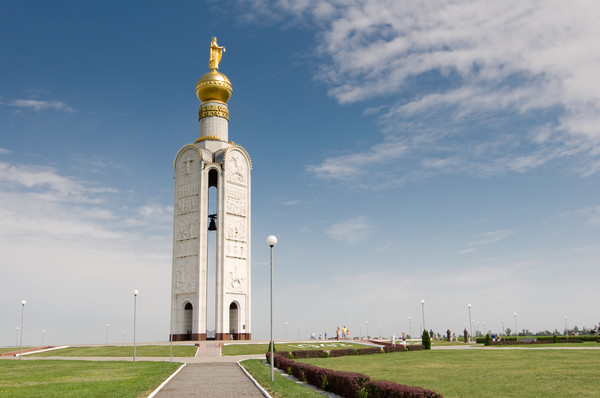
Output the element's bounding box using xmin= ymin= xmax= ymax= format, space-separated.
xmin=229 ymin=302 xmax=239 ymax=340
xmin=184 ymin=302 xmax=193 ymax=341
xmin=206 ymin=168 xmax=218 ymax=339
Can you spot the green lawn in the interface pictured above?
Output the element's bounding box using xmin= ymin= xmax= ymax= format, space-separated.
xmin=240 ymin=359 xmax=323 ymax=398
xmin=223 ymin=341 xmax=364 ymax=356
xmin=486 ymin=341 xmax=598 ymax=348
xmin=0 ymin=360 xmax=180 ymax=397
xmin=301 ymin=349 xmax=600 ymax=397
xmin=0 ymin=348 xmax=21 ymax=354
xmin=29 ymin=345 xmax=197 ymax=357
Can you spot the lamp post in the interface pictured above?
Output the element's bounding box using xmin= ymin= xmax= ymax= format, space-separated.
xmin=379 ymin=325 xmax=381 ymax=339
xmin=19 ymin=300 xmax=26 ymax=359
xmin=106 ymin=323 xmax=110 ymax=344
xmin=514 ymin=313 xmax=518 ymax=342
xmin=468 ymin=304 xmax=473 ymax=342
xmin=133 ymin=290 xmax=139 ymax=362
xmin=366 ymin=321 xmax=369 ymax=339
xmin=266 ymin=235 xmax=277 ymax=382
xmin=564 ymin=316 xmax=568 ymax=341
xmin=123 ymin=331 xmax=126 ymax=345
xmin=285 ymin=322 xmax=288 ymax=340
xmin=483 ymin=322 xmax=486 ymax=335
xmin=421 ymin=300 xmax=425 ymax=332
xmin=42 ymin=330 xmax=45 ymax=346
xmin=408 ymin=317 xmax=411 ymax=338
xmin=359 ymin=324 xmax=362 ymax=340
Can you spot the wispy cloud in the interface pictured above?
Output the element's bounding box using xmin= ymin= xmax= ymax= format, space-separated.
xmin=0 ymin=148 xmax=12 ymax=155
xmin=7 ymin=98 xmax=75 ymax=112
xmin=326 ymin=215 xmax=373 ymax=243
xmin=0 ymin=157 xmax=172 ymax=344
xmin=466 ymin=230 xmax=514 ymax=247
xmin=0 ymin=162 xmax=86 ymax=198
xmin=561 ymin=205 xmax=600 ymax=226
xmin=0 ymin=158 xmax=173 ymax=239
xmin=306 ymin=137 xmax=408 ymax=186
xmin=245 ymin=0 xmax=600 ymax=185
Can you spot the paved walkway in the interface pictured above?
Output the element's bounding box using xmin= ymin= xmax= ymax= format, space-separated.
xmin=153 ymin=362 xmax=264 ymax=397
xmin=5 ymin=341 xmax=269 ymax=397
xmin=152 ymin=342 xmax=266 ymax=397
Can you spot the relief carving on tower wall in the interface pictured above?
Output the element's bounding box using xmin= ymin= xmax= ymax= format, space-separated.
xmin=176 ymin=196 xmax=200 ymax=215
xmin=177 ymin=214 xmax=199 ymax=241
xmin=225 ymin=217 xmax=247 ymax=242
xmin=225 ymin=150 xmax=247 ymax=186
xmin=225 ymin=186 xmax=247 ymax=217
xmin=225 ymin=241 xmax=247 ymax=259
xmin=225 ymin=259 xmax=248 ymax=293
xmin=176 ymin=238 xmax=199 ymax=257
xmin=176 ymin=147 xmax=202 ymax=186
xmin=175 ymin=256 xmax=198 ymax=293
xmin=173 ymin=146 xmax=202 ymax=295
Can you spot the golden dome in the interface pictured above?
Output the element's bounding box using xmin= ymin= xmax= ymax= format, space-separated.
xmin=195 ymin=70 xmax=232 ymax=104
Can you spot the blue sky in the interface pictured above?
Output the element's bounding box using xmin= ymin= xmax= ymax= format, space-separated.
xmin=1 ymin=0 xmax=599 ymax=345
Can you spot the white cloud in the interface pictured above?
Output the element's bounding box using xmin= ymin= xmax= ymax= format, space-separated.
xmin=466 ymin=230 xmax=513 ymax=247
xmin=8 ymin=99 xmax=75 ymax=112
xmin=562 ymin=205 xmax=600 ymax=226
xmin=326 ymin=215 xmax=373 ymax=243
xmin=0 ymin=148 xmax=12 ymax=155
xmin=247 ymin=0 xmax=600 ymax=184
xmin=0 ymin=158 xmax=172 ymax=344
xmin=0 ymin=162 xmax=87 ymax=198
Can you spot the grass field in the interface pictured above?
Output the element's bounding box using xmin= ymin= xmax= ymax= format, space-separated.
xmin=29 ymin=345 xmax=197 ymax=357
xmin=0 ymin=348 xmax=21 ymax=354
xmin=240 ymin=359 xmax=323 ymax=398
xmin=223 ymin=341 xmax=364 ymax=356
xmin=0 ymin=360 xmax=180 ymax=397
xmin=301 ymin=349 xmax=600 ymax=397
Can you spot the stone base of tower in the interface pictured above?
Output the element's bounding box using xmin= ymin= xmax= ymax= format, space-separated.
xmin=170 ymin=333 xmax=207 ymax=342
xmin=215 ymin=332 xmax=252 ymax=341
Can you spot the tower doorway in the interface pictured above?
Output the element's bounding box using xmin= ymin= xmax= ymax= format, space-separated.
xmin=184 ymin=302 xmax=193 ymax=340
xmin=229 ymin=302 xmax=239 ymax=340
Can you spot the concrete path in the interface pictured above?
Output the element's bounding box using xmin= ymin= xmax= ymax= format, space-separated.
xmin=153 ymin=362 xmax=264 ymax=398
xmin=6 ymin=341 xmax=269 ymax=397
xmin=152 ymin=342 xmax=266 ymax=397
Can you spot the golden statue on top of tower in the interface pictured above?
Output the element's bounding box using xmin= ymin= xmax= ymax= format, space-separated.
xmin=209 ymin=37 xmax=226 ymax=70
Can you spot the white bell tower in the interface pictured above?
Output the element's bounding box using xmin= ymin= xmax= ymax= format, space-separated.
xmin=170 ymin=38 xmax=252 ymax=341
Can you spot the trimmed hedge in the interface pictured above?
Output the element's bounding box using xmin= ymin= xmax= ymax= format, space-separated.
xmin=267 ymin=349 xmax=444 ymax=398
xmin=383 ymin=345 xmax=408 ymax=353
xmin=330 ymin=348 xmax=358 ymax=357
xmin=363 ymin=380 xmax=443 ymax=398
xmin=327 ymin=370 xmax=370 ymax=398
xmin=292 ymin=349 xmax=326 ymax=359
xmin=357 ymin=347 xmax=384 ymax=355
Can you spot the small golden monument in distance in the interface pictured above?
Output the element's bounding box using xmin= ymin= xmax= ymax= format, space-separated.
xmin=196 ymin=37 xmax=232 ymax=104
